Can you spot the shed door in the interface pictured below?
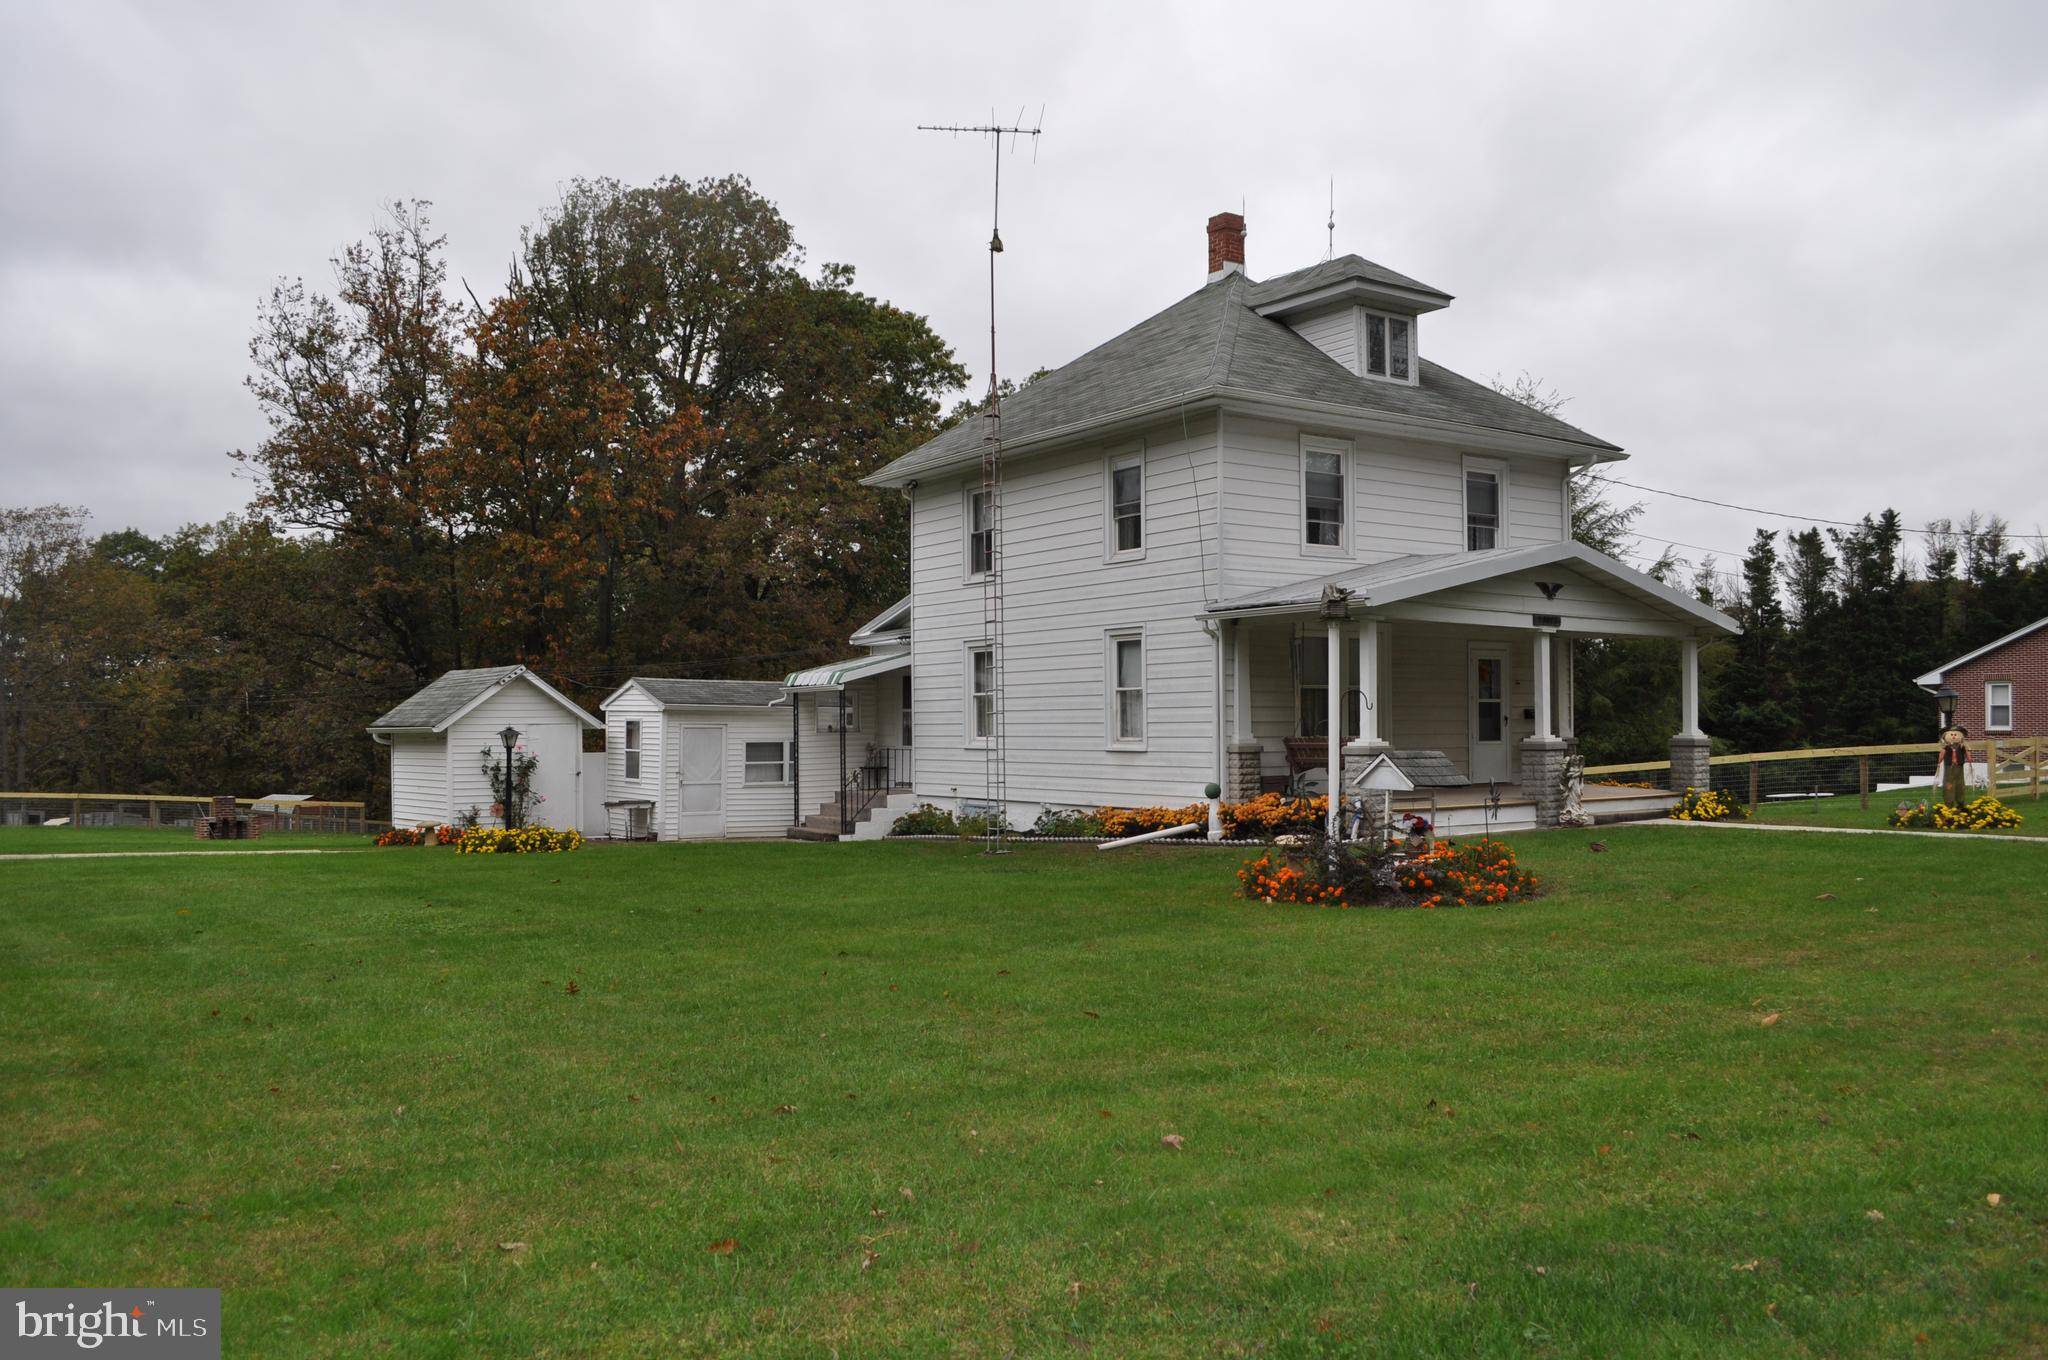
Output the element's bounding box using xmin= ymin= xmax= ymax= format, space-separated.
xmin=523 ymin=724 xmax=580 ymax=829
xmin=675 ymin=725 xmax=726 ymax=839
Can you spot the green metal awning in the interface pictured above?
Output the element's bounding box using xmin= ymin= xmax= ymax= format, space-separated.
xmin=782 ymin=650 xmax=910 ymax=691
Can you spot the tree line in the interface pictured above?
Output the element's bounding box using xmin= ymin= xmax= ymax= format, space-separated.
xmin=0 ymin=177 xmax=962 ymax=806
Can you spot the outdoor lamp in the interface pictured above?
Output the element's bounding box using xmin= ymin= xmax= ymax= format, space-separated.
xmin=1933 ymin=686 xmax=1958 ymax=727
xmin=498 ymin=726 xmax=521 ymax=828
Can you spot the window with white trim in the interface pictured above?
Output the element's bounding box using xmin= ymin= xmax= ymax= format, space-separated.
xmin=817 ymin=692 xmax=860 ymax=733
xmin=1108 ymin=451 xmax=1144 ymax=557
xmin=1464 ymin=459 xmax=1505 ymax=551
xmin=1361 ymin=309 xmax=1414 ymax=381
xmin=1302 ymin=440 xmax=1347 ymax=550
xmin=1108 ymin=632 xmax=1146 ymax=746
xmin=1986 ymin=680 xmax=2014 ymax=731
xmin=623 ymin=720 xmax=642 ymax=780
xmin=966 ymin=488 xmax=994 ymax=577
xmin=1294 ymin=636 xmax=1359 ymax=739
xmin=968 ymin=646 xmax=995 ymax=744
xmin=743 ymin=740 xmax=790 ymax=785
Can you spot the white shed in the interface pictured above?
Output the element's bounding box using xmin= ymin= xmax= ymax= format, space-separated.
xmin=368 ymin=666 xmax=602 ymax=831
xmin=600 ymin=678 xmax=796 ymax=839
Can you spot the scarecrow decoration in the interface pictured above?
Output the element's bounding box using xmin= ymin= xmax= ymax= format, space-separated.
xmin=1937 ymin=723 xmax=1971 ymax=808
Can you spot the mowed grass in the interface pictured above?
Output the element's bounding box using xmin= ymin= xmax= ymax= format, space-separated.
xmin=0 ymin=826 xmax=371 ymax=855
xmin=1749 ymin=790 xmax=2041 ymax=837
xmin=1 ymin=831 xmax=2043 ymax=1358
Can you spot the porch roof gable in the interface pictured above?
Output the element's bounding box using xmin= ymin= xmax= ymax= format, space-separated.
xmin=1206 ymin=541 xmax=1739 ymax=635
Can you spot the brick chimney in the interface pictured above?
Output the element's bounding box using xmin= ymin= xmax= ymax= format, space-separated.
xmin=1207 ymin=211 xmax=1246 ymax=281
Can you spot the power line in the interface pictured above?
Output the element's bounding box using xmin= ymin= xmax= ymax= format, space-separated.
xmin=1599 ymin=477 xmax=2048 ymax=544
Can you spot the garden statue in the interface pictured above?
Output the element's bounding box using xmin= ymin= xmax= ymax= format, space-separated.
xmin=1938 ymin=723 xmax=1970 ymax=808
xmin=1558 ymin=754 xmax=1594 ymax=828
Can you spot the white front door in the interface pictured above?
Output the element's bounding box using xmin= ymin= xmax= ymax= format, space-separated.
xmin=1468 ymin=647 xmax=1511 ymax=783
xmin=523 ymin=724 xmax=580 ymax=828
xmin=675 ymin=724 xmax=726 ymax=839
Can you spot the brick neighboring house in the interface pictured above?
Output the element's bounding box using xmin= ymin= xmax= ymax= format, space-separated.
xmin=1914 ymin=616 xmax=2048 ymax=739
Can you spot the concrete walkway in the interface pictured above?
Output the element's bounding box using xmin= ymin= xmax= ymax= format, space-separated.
xmin=0 ymin=848 xmax=365 ymax=862
xmin=1629 ymin=819 xmax=2048 ymax=846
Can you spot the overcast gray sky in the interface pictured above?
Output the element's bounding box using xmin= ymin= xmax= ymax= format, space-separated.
xmin=4 ymin=0 xmax=2044 ymax=585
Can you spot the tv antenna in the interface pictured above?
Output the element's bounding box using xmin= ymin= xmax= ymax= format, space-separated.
xmin=917 ymin=108 xmax=1042 ymax=854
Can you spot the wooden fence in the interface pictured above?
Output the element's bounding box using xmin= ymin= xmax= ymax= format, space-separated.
xmin=1584 ymin=739 xmax=2044 ymax=810
xmin=0 ymin=792 xmax=373 ymax=834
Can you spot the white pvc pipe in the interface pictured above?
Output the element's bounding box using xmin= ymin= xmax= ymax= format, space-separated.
xmin=1096 ymin=822 xmax=1201 ymax=850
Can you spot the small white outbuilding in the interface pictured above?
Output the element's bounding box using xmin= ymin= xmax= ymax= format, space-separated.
xmin=599 ymin=678 xmax=796 ymax=839
xmin=368 ymin=665 xmax=602 ymax=831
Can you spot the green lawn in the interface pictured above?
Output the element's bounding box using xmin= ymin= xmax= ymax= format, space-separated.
xmin=0 ymin=825 xmax=370 ymax=855
xmin=2 ymin=831 xmax=2043 ymax=1357
xmin=1749 ymin=789 xmax=2041 ymax=836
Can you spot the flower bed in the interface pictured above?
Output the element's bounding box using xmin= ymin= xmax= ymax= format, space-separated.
xmin=895 ymin=794 xmax=1328 ymax=842
xmin=455 ymin=826 xmax=585 ymax=854
xmin=374 ymin=826 xmax=427 ymax=847
xmin=1669 ymin=788 xmax=1748 ymax=822
xmin=1236 ymin=832 xmax=1540 ymax=909
xmin=1889 ymin=795 xmax=2023 ymax=832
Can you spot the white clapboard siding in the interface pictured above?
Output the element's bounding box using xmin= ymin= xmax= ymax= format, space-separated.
xmin=387 ymin=734 xmax=448 ymax=828
xmin=659 ymin=705 xmax=800 ymax=839
xmin=445 ymin=680 xmax=590 ymax=829
xmin=790 ymin=683 xmax=879 ymax=818
xmin=1289 ymin=304 xmax=1358 ymax=373
xmin=604 ymin=687 xmax=666 ymax=833
xmin=909 ymin=415 xmax=1224 ymax=812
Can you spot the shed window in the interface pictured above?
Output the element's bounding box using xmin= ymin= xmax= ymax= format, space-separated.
xmin=623 ymin=720 xmax=642 ymax=780
xmin=1304 ymin=446 xmax=1345 ymax=549
xmin=743 ymin=741 xmax=790 ymax=785
xmin=1987 ymin=681 xmax=2013 ymax=731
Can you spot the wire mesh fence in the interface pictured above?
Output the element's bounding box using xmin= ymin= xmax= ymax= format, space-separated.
xmin=1584 ymin=739 xmax=2044 ymax=810
xmin=0 ymin=793 xmax=376 ymax=835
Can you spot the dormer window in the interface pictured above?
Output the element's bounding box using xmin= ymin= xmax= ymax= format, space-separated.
xmin=1363 ymin=311 xmax=1412 ymax=381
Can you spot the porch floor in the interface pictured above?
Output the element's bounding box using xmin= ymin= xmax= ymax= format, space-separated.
xmin=1391 ymin=781 xmax=1663 ymax=811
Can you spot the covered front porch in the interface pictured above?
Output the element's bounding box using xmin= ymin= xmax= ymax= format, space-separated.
xmin=1208 ymin=543 xmax=1739 ymax=831
xmin=781 ymin=650 xmax=915 ymax=838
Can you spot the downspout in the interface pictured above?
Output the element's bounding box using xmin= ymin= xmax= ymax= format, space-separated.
xmin=1202 ymin=619 xmax=1225 ymax=795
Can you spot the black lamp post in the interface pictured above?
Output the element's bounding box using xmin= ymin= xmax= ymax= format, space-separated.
xmin=498 ymin=726 xmax=521 ymax=828
xmin=1933 ymin=685 xmax=1958 ymax=731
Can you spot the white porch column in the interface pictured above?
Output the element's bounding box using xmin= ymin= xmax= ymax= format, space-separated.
xmin=1231 ymin=621 xmax=1252 ymax=743
xmin=1326 ymin=619 xmax=1343 ymax=836
xmin=1680 ymin=637 xmax=1702 ymax=738
xmin=1532 ymin=631 xmax=1555 ymax=740
xmin=1353 ymin=618 xmax=1382 ymax=747
xmin=1555 ymin=637 xmax=1575 ymax=741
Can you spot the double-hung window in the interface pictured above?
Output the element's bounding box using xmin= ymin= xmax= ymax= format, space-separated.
xmin=968 ymin=646 xmax=995 ymax=744
xmin=1108 ymin=631 xmax=1146 ymax=746
xmin=1362 ymin=310 xmax=1413 ymax=381
xmin=1303 ymin=440 xmax=1348 ymax=550
xmin=1986 ymin=681 xmax=2014 ymax=731
xmin=743 ymin=741 xmax=789 ymax=785
xmin=623 ymin=720 xmax=642 ymax=780
xmin=1108 ymin=451 xmax=1144 ymax=557
xmin=966 ymin=489 xmax=995 ymax=577
xmin=1464 ymin=459 xmax=1505 ymax=551
xmin=817 ymin=692 xmax=859 ymax=733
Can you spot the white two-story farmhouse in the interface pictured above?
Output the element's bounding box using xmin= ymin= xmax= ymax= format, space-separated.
xmin=766 ymin=212 xmax=1736 ymax=836
xmin=377 ymin=212 xmax=1739 ymax=838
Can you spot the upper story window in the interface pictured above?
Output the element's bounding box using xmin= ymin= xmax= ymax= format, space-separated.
xmin=1986 ymin=680 xmax=2014 ymax=731
xmin=1302 ymin=438 xmax=1349 ymax=551
xmin=623 ymin=720 xmax=642 ymax=779
xmin=1464 ymin=458 xmax=1506 ymax=551
xmin=1107 ymin=451 xmax=1144 ymax=558
xmin=1362 ymin=310 xmax=1413 ymax=382
xmin=966 ymin=488 xmax=995 ymax=577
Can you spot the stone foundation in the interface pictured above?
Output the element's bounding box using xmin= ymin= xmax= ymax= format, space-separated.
xmin=1669 ymin=734 xmax=1711 ymax=793
xmin=1519 ymin=738 xmax=1568 ymax=827
xmin=1226 ymin=742 xmax=1264 ymax=802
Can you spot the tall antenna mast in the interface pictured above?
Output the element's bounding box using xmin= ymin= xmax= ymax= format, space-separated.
xmin=918 ymin=108 xmax=1042 ymax=854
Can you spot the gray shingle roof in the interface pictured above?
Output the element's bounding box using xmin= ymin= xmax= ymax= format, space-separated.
xmin=1247 ymin=254 xmax=1452 ymax=308
xmin=368 ymin=666 xmax=524 ymax=731
xmin=1382 ymin=750 xmax=1471 ymax=789
xmin=624 ymin=678 xmax=787 ymax=708
xmin=868 ymin=270 xmax=1617 ymax=487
